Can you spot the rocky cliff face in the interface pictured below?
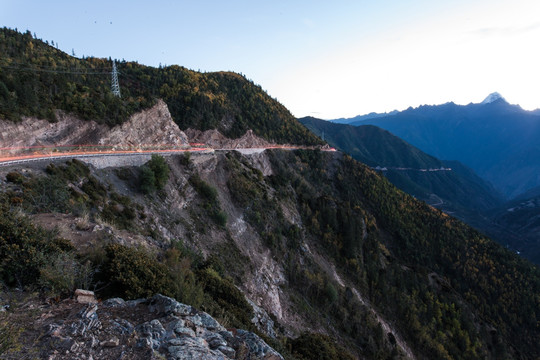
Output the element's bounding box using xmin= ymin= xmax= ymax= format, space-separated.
xmin=0 ymin=100 xmax=189 ymax=151
xmin=185 ymin=129 xmax=275 ymax=149
xmin=1 ymin=293 xmax=283 ymax=360
xmin=98 ymin=100 xmax=189 ymax=148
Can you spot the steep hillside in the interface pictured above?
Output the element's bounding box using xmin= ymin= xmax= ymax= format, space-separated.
xmin=1 ymin=149 xmax=538 ymax=359
xmin=490 ymin=187 xmax=540 ymax=264
xmin=0 ymin=27 xmax=322 ymax=146
xmin=299 ymin=116 xmax=540 ymax=263
xmin=344 ymin=97 xmax=540 ymax=198
xmin=299 ymin=116 xmax=503 ymax=215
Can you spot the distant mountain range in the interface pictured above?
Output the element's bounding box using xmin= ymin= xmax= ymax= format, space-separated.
xmin=330 ymin=110 xmax=399 ymax=124
xmin=300 ymin=116 xmax=502 ymax=216
xmin=330 ymin=93 xmax=540 ymax=199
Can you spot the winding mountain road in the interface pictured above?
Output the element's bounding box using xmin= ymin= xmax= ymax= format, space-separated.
xmin=0 ymin=144 xmax=336 ymax=167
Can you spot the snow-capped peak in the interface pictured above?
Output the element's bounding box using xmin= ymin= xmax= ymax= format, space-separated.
xmin=481 ymin=92 xmax=506 ymax=104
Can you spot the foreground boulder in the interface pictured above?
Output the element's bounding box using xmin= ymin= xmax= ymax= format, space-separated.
xmin=2 ymin=294 xmax=283 ymax=360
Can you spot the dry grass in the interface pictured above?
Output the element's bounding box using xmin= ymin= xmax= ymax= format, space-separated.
xmin=75 ymin=210 xmax=91 ymax=231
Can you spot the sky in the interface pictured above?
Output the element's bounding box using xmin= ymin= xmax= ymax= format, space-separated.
xmin=1 ymin=0 xmax=540 ymax=119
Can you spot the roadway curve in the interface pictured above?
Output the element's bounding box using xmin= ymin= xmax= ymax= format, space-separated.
xmin=0 ymin=144 xmax=336 ymax=167
xmin=0 ymin=148 xmax=213 ymax=167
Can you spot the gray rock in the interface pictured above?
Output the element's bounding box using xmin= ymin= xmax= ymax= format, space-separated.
xmin=148 ymin=294 xmax=193 ymax=316
xmin=79 ymin=303 xmax=99 ymax=320
xmin=57 ymin=336 xmax=78 ymax=351
xmin=125 ymin=298 xmax=146 ymax=307
xmin=45 ymin=323 xmax=62 ymax=337
xmin=100 ymin=336 xmax=119 ymax=347
xmin=89 ymin=335 xmax=99 ymax=348
xmin=247 ymin=298 xmax=277 ymax=338
xmin=218 ymin=330 xmax=235 ymax=344
xmin=7 ymin=293 xmax=285 ymax=360
xmin=205 ymin=333 xmax=227 ymax=349
xmin=198 ymin=312 xmax=226 ymax=331
xmin=236 ymin=329 xmax=284 ymax=360
xmin=136 ymin=319 xmax=166 ymax=350
xmin=110 ymin=318 xmax=134 ymax=335
xmin=167 ymin=336 xmax=225 ymax=360
xmin=101 ymin=298 xmax=126 ymax=307
xmin=74 ymin=289 xmax=97 ymax=304
xmin=174 ymin=325 xmax=196 ymax=338
xmin=69 ymin=304 xmax=101 ymax=336
xmin=217 ymin=345 xmax=236 ymax=358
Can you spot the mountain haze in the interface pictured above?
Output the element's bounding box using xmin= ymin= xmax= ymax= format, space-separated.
xmin=330 ymin=110 xmax=400 ymax=125
xmin=344 ymin=96 xmax=540 ymax=198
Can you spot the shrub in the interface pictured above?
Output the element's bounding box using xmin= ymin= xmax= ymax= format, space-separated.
xmin=139 ymin=166 xmax=156 ymax=194
xmin=80 ymin=176 xmax=107 ymax=203
xmin=164 ymin=246 xmax=204 ymax=308
xmin=39 ymin=253 xmax=95 ymax=297
xmin=189 ymin=175 xmax=227 ymax=227
xmin=100 ymin=244 xmax=175 ymax=299
xmin=179 ymin=152 xmax=191 ymax=166
xmin=324 ymin=282 xmax=339 ymax=304
xmin=189 ymin=174 xmax=217 ymax=201
xmin=148 ymin=155 xmax=170 ymax=189
xmin=22 ymin=175 xmax=70 ymax=213
xmin=46 ymin=160 xmax=90 ymax=181
xmin=289 ymin=333 xmax=356 ymax=360
xmin=197 ymin=267 xmax=253 ymax=329
xmin=0 ymin=206 xmax=73 ymax=288
xmin=100 ymin=202 xmax=136 ymax=229
xmin=5 ymin=172 xmax=24 ymax=184
xmin=0 ymin=315 xmax=21 ymax=356
xmin=212 ymin=210 xmax=228 ymax=227
xmin=140 ymin=155 xmax=170 ymax=193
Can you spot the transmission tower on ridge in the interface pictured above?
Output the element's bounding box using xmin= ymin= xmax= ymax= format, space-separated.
xmin=111 ymin=60 xmax=121 ymax=97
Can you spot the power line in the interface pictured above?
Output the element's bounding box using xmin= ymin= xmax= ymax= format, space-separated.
xmin=0 ymin=59 xmax=113 ymax=74
xmin=0 ymin=63 xmax=110 ymax=75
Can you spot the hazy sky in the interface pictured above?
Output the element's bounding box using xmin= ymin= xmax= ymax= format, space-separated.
xmin=1 ymin=0 xmax=539 ymax=118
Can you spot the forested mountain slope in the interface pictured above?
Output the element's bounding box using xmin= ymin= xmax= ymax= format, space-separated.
xmin=491 ymin=186 xmax=540 ymax=264
xmin=299 ymin=116 xmax=502 ymax=216
xmin=1 ymin=150 xmax=538 ymax=359
xmin=0 ymin=27 xmax=322 ymax=146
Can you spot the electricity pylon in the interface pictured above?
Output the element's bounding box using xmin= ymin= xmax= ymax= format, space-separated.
xmin=111 ymin=60 xmax=121 ymax=98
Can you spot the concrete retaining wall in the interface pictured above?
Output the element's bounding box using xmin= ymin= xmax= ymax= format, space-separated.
xmin=80 ymin=154 xmax=154 ymax=169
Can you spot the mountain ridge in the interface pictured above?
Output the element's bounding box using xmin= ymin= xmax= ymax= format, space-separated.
xmin=0 ymin=27 xmax=322 ymax=147
xmin=339 ymin=98 xmax=540 ymax=198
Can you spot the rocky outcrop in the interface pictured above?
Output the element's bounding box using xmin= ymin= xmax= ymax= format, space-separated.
xmin=185 ymin=129 xmax=274 ymax=149
xmin=247 ymin=298 xmax=277 ymax=339
xmin=0 ymin=100 xmax=189 ymax=152
xmin=5 ymin=294 xmax=283 ymax=360
xmin=99 ymin=100 xmax=189 ymax=147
